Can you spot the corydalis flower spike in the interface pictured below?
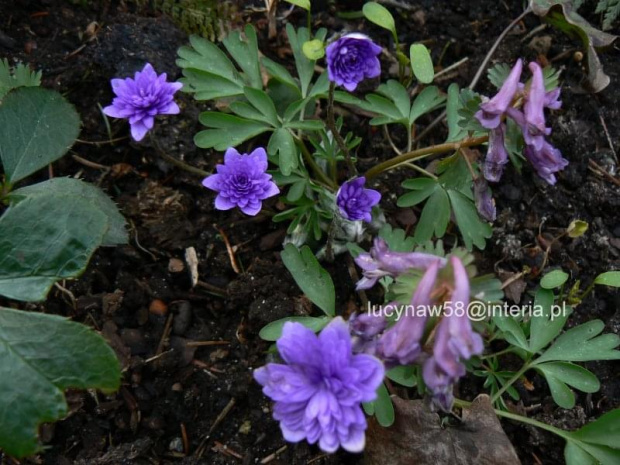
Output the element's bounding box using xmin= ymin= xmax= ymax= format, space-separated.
xmin=354 ymin=237 xmax=447 ymax=290
xmin=326 ymin=34 xmax=382 ymax=92
xmin=484 ymin=124 xmax=509 ymax=183
xmin=336 ymin=177 xmax=381 ymax=223
xmin=254 ymin=318 xmax=384 ymax=453
xmin=103 ymin=63 xmax=182 ymax=141
xmin=475 ymin=58 xmax=523 ymax=129
xmin=202 ymin=147 xmax=279 ymax=216
xmin=377 ymin=260 xmax=441 ymax=367
xmin=521 ymin=62 xmax=550 ymax=151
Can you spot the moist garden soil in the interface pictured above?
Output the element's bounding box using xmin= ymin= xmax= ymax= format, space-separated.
xmin=0 ymin=0 xmax=619 ymax=464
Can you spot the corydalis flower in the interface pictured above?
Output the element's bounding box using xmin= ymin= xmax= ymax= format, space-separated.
xmin=103 ymin=63 xmax=182 ymax=141
xmin=524 ymin=140 xmax=569 ymax=185
xmin=336 ymin=177 xmax=381 ymax=223
xmin=326 ymin=34 xmax=382 ymax=92
xmin=423 ymin=257 xmax=483 ymax=411
xmin=254 ymin=318 xmax=384 ymax=453
xmin=354 ymin=237 xmax=446 ymax=290
xmin=475 ymin=58 xmax=523 ymax=129
xmin=202 ymin=147 xmax=279 ymax=216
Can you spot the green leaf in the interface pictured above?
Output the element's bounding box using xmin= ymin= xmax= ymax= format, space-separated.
xmin=287 ymin=25 xmax=321 ymax=97
xmin=387 ymin=365 xmax=416 ymax=387
xmin=196 ymin=112 xmax=270 ymax=150
xmin=9 ymin=178 xmax=127 ymax=247
xmin=374 ymin=382 xmax=395 ymax=427
xmin=283 ymin=0 xmax=311 ymax=10
xmin=565 ymin=440 xmax=620 ymax=465
xmin=0 ymin=59 xmax=42 ymax=100
xmin=259 ymin=316 xmax=330 ymax=341
xmin=413 ymin=187 xmax=450 ymax=243
xmin=398 ymin=178 xmax=437 ymax=207
xmin=409 ymin=44 xmax=434 ymax=84
xmin=541 ymin=269 xmax=569 ymax=289
xmin=0 ymin=307 xmax=120 ymax=457
xmin=446 ymin=83 xmax=467 ymax=142
xmin=493 ymin=315 xmax=529 ymax=351
xmin=268 ymin=128 xmax=298 ymax=176
xmin=571 ymin=409 xmax=620 ymax=448
xmin=409 ymin=86 xmax=446 ymax=125
xmin=487 ymin=62 xmax=512 ymax=89
xmin=378 ymin=224 xmax=416 ymax=252
xmin=222 ymin=25 xmax=262 ymax=90
xmin=536 ymin=320 xmax=620 ymax=363
xmin=567 ymin=219 xmax=589 ymax=238
xmin=536 ymin=362 xmax=600 ymax=408
xmin=0 ymin=87 xmax=80 ymax=184
xmin=284 ymin=120 xmax=324 ymax=131
xmin=244 ymin=87 xmax=280 ymax=127
xmin=564 ymin=441 xmax=599 ymax=465
xmin=447 ymin=189 xmax=493 ymax=250
xmin=363 ymin=2 xmax=396 ymax=35
xmin=281 ymin=244 xmax=336 ymax=316
xmin=302 ymin=39 xmax=325 ymax=60
xmin=529 ymin=287 xmax=570 ymax=353
xmin=0 ymin=194 xmax=110 ymax=302
xmin=262 ymin=57 xmax=301 ymax=93
xmin=530 ymin=0 xmax=617 ymax=92
xmin=594 ymin=271 xmax=620 ymax=287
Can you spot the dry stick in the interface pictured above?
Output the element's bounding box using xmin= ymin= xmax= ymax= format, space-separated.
xmin=185 ymin=340 xmax=230 ymax=348
xmin=364 ymin=135 xmax=488 ymax=179
xmin=327 ymin=82 xmax=357 ymax=176
xmin=412 ymin=6 xmax=532 ymax=145
xmin=214 ymin=225 xmax=241 ymax=273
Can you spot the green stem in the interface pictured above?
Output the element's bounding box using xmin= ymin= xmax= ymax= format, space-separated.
xmin=453 ymin=398 xmax=571 ymax=440
xmin=490 ymin=362 xmax=531 ymax=404
xmin=296 ymin=138 xmax=338 ymax=190
xmin=479 ymin=347 xmax=517 ymax=360
xmin=579 ymin=281 xmax=597 ymax=302
xmin=364 ymin=135 xmax=489 ymax=180
xmin=327 ymin=82 xmax=357 ymax=176
xmin=401 ymin=162 xmax=438 ymax=180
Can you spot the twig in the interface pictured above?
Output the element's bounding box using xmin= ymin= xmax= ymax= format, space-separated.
xmin=208 ymin=398 xmax=236 ymax=435
xmin=155 ymin=313 xmax=174 ymax=356
xmin=181 ymin=423 xmax=190 ymax=455
xmin=186 ymin=340 xmax=230 ymax=348
xmin=327 ymin=82 xmax=357 ymax=176
xmin=433 ymin=56 xmax=470 ymax=80
xmin=212 ymin=441 xmax=244 ymax=460
xmin=76 ymin=136 xmax=128 ymax=145
xmin=260 ymin=445 xmax=288 ymax=464
xmin=598 ymin=113 xmax=618 ymax=162
xmin=195 ymin=280 xmax=228 ymax=297
xmin=588 ymin=159 xmax=620 ymax=186
xmin=214 ymin=225 xmax=241 ymax=273
xmin=72 ymin=154 xmax=110 ymax=170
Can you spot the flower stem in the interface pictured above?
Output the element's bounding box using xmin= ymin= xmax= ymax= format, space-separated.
xmin=453 ymin=398 xmax=571 ymax=440
xmin=364 ymin=135 xmax=489 ymax=180
xmin=296 ymin=138 xmax=338 ymax=190
xmin=327 ymin=82 xmax=357 ymax=176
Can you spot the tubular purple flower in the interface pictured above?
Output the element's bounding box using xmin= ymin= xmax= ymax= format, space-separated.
xmin=484 ymin=124 xmax=510 ymax=183
xmin=422 ymin=257 xmax=483 ymax=411
xmin=474 ymin=177 xmax=496 ymax=222
xmin=354 ymin=237 xmax=447 ymax=290
xmin=336 ymin=177 xmax=381 ymax=223
xmin=103 ymin=63 xmax=182 ymax=141
xmin=475 ymin=58 xmax=523 ymax=129
xmin=202 ymin=147 xmax=279 ymax=216
xmin=326 ymin=33 xmax=382 ymax=92
xmin=254 ymin=318 xmax=384 ymax=453
xmin=349 ymin=311 xmax=387 ymax=356
xmin=376 ymin=261 xmax=440 ymax=367
xmin=544 ymin=88 xmax=562 ymax=110
xmin=523 ymin=140 xmax=569 ymax=185
xmin=521 ymin=62 xmax=550 ymax=150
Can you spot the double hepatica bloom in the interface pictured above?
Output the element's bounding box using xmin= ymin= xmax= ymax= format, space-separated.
xmin=202 ymin=147 xmax=279 ymax=216
xmin=254 ymin=318 xmax=384 ymax=453
xmin=475 ymin=59 xmax=568 ymax=185
xmin=336 ymin=177 xmax=381 ymax=223
xmin=103 ymin=63 xmax=182 ymax=141
xmin=326 ymin=33 xmax=382 ymax=91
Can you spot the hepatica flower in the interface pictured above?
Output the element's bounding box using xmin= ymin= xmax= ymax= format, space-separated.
xmin=326 ymin=33 xmax=382 ymax=92
xmin=475 ymin=60 xmax=568 ymax=185
xmin=103 ymin=63 xmax=182 ymax=141
xmin=354 ymin=237 xmax=446 ymax=290
xmin=336 ymin=177 xmax=381 ymax=223
xmin=254 ymin=318 xmax=384 ymax=453
xmin=202 ymin=147 xmax=279 ymax=216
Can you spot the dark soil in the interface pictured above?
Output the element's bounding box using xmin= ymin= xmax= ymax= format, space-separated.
xmin=0 ymin=1 xmax=619 ymax=464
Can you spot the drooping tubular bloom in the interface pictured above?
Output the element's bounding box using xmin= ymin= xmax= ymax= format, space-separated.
xmin=202 ymin=147 xmax=279 ymax=216
xmin=326 ymin=33 xmax=382 ymax=92
xmin=254 ymin=318 xmax=384 ymax=453
xmin=336 ymin=177 xmax=381 ymax=223
xmin=475 ymin=58 xmax=523 ymax=129
xmin=103 ymin=63 xmax=182 ymax=141
xmin=422 ymin=256 xmax=484 ymax=411
xmin=354 ymin=237 xmax=447 ymax=290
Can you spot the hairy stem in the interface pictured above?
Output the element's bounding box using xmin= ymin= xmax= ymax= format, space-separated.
xmin=327 ymin=82 xmax=357 ymax=176
xmin=364 ymin=135 xmax=488 ymax=179
xmin=296 ymin=138 xmax=338 ymax=190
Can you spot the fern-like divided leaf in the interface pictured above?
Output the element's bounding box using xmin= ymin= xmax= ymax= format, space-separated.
xmin=0 ymin=59 xmax=42 ymax=100
xmin=596 ymin=0 xmax=620 ymax=30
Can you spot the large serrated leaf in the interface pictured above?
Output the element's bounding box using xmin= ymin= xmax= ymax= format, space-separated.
xmin=0 ymin=59 xmax=41 ymax=100
xmin=0 ymin=307 xmax=120 ymax=457
xmin=9 ymin=178 xmax=127 ymax=247
xmin=0 ymin=194 xmax=109 ymax=302
xmin=0 ymin=87 xmax=80 ymax=184
xmin=281 ymin=244 xmax=335 ymax=316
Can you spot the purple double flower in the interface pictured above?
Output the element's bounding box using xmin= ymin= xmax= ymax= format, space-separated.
xmin=475 ymin=59 xmax=568 ymax=185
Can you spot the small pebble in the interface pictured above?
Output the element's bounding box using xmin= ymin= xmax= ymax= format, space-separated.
xmin=149 ymin=299 xmax=168 ymax=316
xmin=168 ymin=258 xmax=185 ymax=273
